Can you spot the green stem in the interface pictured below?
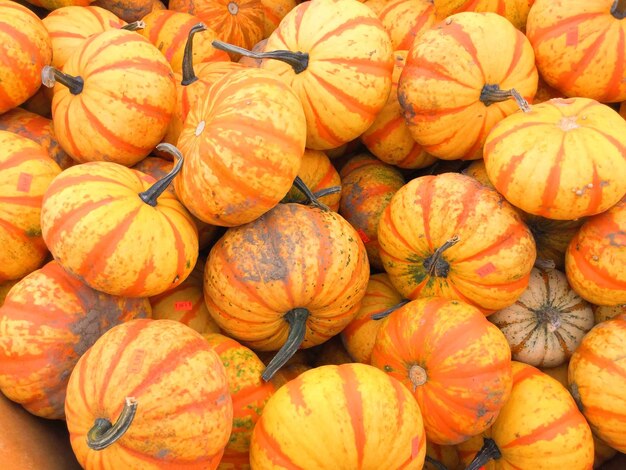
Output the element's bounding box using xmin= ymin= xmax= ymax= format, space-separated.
xmin=41 ymin=65 xmax=83 ymax=95
xmin=181 ymin=23 xmax=208 ymax=86
xmin=425 ymin=455 xmax=449 ymax=470
xmin=465 ymin=438 xmax=501 ymax=470
xmin=312 ymin=186 xmax=341 ymax=199
xmin=292 ymin=176 xmax=330 ymax=211
xmin=212 ymin=40 xmax=309 ymax=74
xmin=612 ymin=0 xmax=626 ymax=19
xmin=87 ymin=397 xmax=138 ymax=450
xmin=121 ymin=20 xmax=145 ymax=31
xmin=371 ymin=299 xmax=410 ymax=320
xmin=423 ymin=235 xmax=460 ymax=278
xmin=262 ymin=308 xmax=310 ymax=381
xmin=138 ymin=143 xmax=184 ymax=206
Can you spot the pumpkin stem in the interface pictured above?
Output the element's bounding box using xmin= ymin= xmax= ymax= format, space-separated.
xmin=121 ymin=20 xmax=146 ymax=31
xmin=371 ymin=299 xmax=411 ymax=320
xmin=408 ymin=364 xmax=427 ymax=392
xmin=181 ymin=23 xmax=208 ymax=86
xmin=138 ymin=143 xmax=184 ymax=206
xmin=212 ymin=40 xmax=309 ymax=74
xmin=612 ymin=0 xmax=626 ymax=19
xmin=465 ymin=437 xmax=501 ymax=470
xmin=312 ymin=186 xmax=341 ymax=199
xmin=423 ymin=235 xmax=460 ymax=278
xmin=87 ymin=397 xmax=138 ymax=450
xmin=292 ymin=176 xmax=331 ymax=211
xmin=425 ymin=455 xmax=448 ymax=470
xmin=480 ymin=85 xmax=530 ymax=113
xmin=262 ymin=307 xmax=310 ymax=381
xmin=41 ymin=65 xmax=84 ymax=95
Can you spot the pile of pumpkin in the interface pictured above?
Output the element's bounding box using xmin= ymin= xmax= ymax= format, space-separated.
xmin=1 ymin=0 xmax=625 ymax=468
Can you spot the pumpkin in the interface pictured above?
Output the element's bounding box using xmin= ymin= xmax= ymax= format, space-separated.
xmin=371 ymin=297 xmax=513 ymax=445
xmin=361 ymin=51 xmax=437 ymax=170
xmin=23 ymin=0 xmax=92 ymax=9
xmin=341 ymin=273 xmax=405 ymax=364
xmin=203 ymin=333 xmax=275 ymax=469
xmin=620 ymin=101 xmax=626 ymax=119
xmin=339 ymin=153 xmax=406 ymax=271
xmin=484 ymin=97 xmax=626 ymax=220
xmin=0 ymin=261 xmax=150 ymax=419
xmin=0 ymin=108 xmax=74 ymax=170
xmin=565 ymin=198 xmax=626 ymax=306
xmin=0 ymin=131 xmax=61 ymax=283
xmin=92 ymin=0 xmax=165 ymax=22
xmin=539 ymin=361 xmax=569 ymax=386
xmin=260 ymin=0 xmax=296 ymax=38
xmin=568 ymin=316 xmax=626 ymax=452
xmin=489 ymin=267 xmax=594 ymax=368
xmin=593 ymin=304 xmax=626 ymax=324
xmin=0 ymin=280 xmax=19 ymax=307
xmin=237 ymin=37 xmax=267 ymax=67
xmin=214 ymin=0 xmax=394 ymax=150
xmin=44 ymin=29 xmax=176 ymax=166
xmin=268 ymin=363 xmax=312 ymax=390
xmin=463 ymin=362 xmax=594 ymax=470
xmin=250 ymin=363 xmax=427 ymax=469
xmin=378 ymin=173 xmax=536 ymax=313
xmin=526 ymin=0 xmax=626 ymax=103
xmin=398 ymin=12 xmax=538 ymax=160
xmin=65 ymin=319 xmax=232 ymax=468
xmin=41 ymin=143 xmax=198 ymax=298
xmin=204 ymin=203 xmax=370 ymax=380
xmin=434 ymin=0 xmax=535 ymax=31
xmin=174 ymin=67 xmax=307 ymax=227
xmin=376 ymin=0 xmax=436 ymax=50
xmin=0 ymin=0 xmax=52 ymax=114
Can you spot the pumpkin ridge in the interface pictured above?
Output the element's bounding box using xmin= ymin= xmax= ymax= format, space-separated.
xmin=575 ymin=343 xmax=626 ymax=382
xmin=528 ymin=12 xmax=604 ymax=45
xmin=503 ymin=27 xmax=526 ymax=80
xmin=309 ymin=16 xmax=383 ymax=52
xmin=318 ymin=57 xmax=394 ymax=77
xmin=0 ymin=148 xmax=52 ymax=171
xmin=0 ymin=23 xmax=41 ymax=84
xmin=443 ymin=19 xmax=485 ymax=81
xmin=99 ymin=89 xmax=172 ymax=122
xmin=337 ymin=365 xmax=366 ymax=467
xmin=455 ymin=222 xmax=531 ymax=264
xmin=308 ymin=72 xmax=379 ymax=119
xmin=499 ymin=407 xmax=583 ymax=449
xmin=302 ymin=91 xmax=343 ymax=147
xmin=253 ymin=418 xmax=305 ymax=469
xmin=557 ymin=30 xmax=609 ymax=93
xmin=603 ymin=27 xmax=625 ymax=99
xmin=403 ymin=57 xmax=475 ymax=90
xmin=0 ymin=194 xmax=42 ymax=207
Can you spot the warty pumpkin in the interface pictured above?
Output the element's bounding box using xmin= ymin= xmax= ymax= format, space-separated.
xmin=0 ymin=261 xmax=150 ymax=419
xmin=40 ymin=143 xmax=198 ymax=298
xmin=249 ymin=363 xmax=427 ymax=469
xmin=65 ymin=319 xmax=233 ymax=469
xmin=434 ymin=0 xmax=535 ymax=31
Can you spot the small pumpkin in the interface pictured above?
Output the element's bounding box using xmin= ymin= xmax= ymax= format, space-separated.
xmin=376 ymin=0 xmax=436 ymax=50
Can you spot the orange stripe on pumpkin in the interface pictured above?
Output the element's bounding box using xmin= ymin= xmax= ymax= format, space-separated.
xmin=253 ymin=419 xmax=304 ymax=469
xmin=528 ymin=13 xmax=603 ymax=45
xmin=443 ymin=20 xmax=484 ymax=79
xmin=310 ymin=17 xmax=384 ymax=52
xmin=338 ymin=366 xmax=366 ymax=467
xmin=148 ymin=10 xmax=173 ymax=44
xmin=0 ymin=195 xmax=43 ymax=207
xmin=164 ymin=18 xmax=199 ymax=62
xmin=500 ymin=407 xmax=583 ymax=449
xmin=557 ymin=30 xmax=608 ymax=95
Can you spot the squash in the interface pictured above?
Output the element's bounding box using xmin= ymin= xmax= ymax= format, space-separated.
xmin=259 ymin=0 xmax=296 ymax=38
xmin=65 ymin=319 xmax=232 ymax=468
xmin=250 ymin=363 xmax=427 ymax=469
xmin=376 ymin=0 xmax=436 ymax=50
xmin=434 ymin=0 xmax=535 ymax=31
xmin=22 ymin=0 xmax=92 ymax=9
xmin=378 ymin=173 xmax=536 ymax=313
xmin=0 ymin=261 xmax=150 ymax=419
xmin=371 ymin=297 xmax=513 ymax=445
xmin=92 ymin=0 xmax=165 ymax=22
xmin=593 ymin=304 xmax=626 ymax=324
xmin=0 ymin=280 xmax=19 ymax=307
xmin=398 ymin=12 xmax=537 ymax=160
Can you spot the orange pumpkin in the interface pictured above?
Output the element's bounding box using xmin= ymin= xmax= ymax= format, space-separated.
xmin=378 ymin=173 xmax=536 ymax=313
xmin=398 ymin=12 xmax=537 ymax=160
xmin=376 ymin=0 xmax=436 ymax=50
xmin=23 ymin=0 xmax=92 ymax=9
xmin=434 ymin=0 xmax=535 ymax=30
xmin=484 ymin=97 xmax=626 ymax=220
xmin=565 ymin=198 xmax=626 ymax=306
xmin=92 ymin=0 xmax=165 ymax=22
xmin=175 ymin=67 xmax=306 ymax=227
xmin=250 ymin=363 xmax=427 ymax=469
xmin=0 ymin=0 xmax=52 ymax=114
xmin=268 ymin=363 xmax=312 ymax=390
xmin=259 ymin=0 xmax=296 ymax=38
xmin=65 ymin=319 xmax=232 ymax=468
xmin=204 ymin=203 xmax=370 ymax=380
xmin=0 ymin=261 xmax=150 ymax=419
xmin=44 ymin=29 xmax=176 ymax=166
xmin=41 ymin=144 xmax=198 ymax=298
xmin=526 ymin=0 xmax=626 ymax=103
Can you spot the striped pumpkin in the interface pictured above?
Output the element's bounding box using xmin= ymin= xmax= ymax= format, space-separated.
xmin=593 ymin=304 xmax=626 ymax=324
xmin=175 ymin=68 xmax=307 ymax=227
xmin=0 ymin=131 xmax=61 ymax=283
xmin=203 ymin=333 xmax=276 ymax=469
xmin=268 ymin=363 xmax=312 ymax=390
xmin=569 ymin=317 xmax=626 ymax=453
xmin=434 ymin=0 xmax=535 ymax=30
xmin=377 ymin=173 xmax=536 ymax=313
xmin=339 ymin=153 xmax=405 ymax=271
xmin=0 ymin=261 xmax=150 ymax=419
xmin=250 ymin=363 xmax=427 ymax=468
xmin=341 ymin=273 xmax=404 ymax=364
xmin=65 ymin=319 xmax=233 ymax=469
xmin=0 ymin=0 xmax=52 ymax=114
xmin=376 ymin=0 xmax=436 ymax=50
xmin=260 ymin=0 xmax=296 ymax=37
xmin=22 ymin=0 xmax=93 ymax=9
xmin=565 ymin=198 xmax=626 ymax=306
xmin=361 ymin=51 xmax=436 ymax=169
xmin=484 ymin=97 xmax=626 ymax=220
xmin=489 ymin=267 xmax=594 ymax=368
xmin=371 ymin=297 xmax=513 ymax=445
xmin=526 ymin=0 xmax=626 ymax=103
xmin=40 ymin=147 xmax=198 ymax=298
xmin=398 ymin=12 xmax=538 ymax=160
xmin=46 ymin=29 xmax=176 ymax=166
xmin=92 ymin=0 xmax=166 ymax=22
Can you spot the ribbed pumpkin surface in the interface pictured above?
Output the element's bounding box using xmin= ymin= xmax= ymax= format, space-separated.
xmin=434 ymin=0 xmax=535 ymax=30
xmin=376 ymin=0 xmax=436 ymax=50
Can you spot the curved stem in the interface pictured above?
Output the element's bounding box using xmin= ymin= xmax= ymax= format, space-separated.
xmin=121 ymin=20 xmax=145 ymax=31
xmin=371 ymin=299 xmax=410 ymax=320
xmin=212 ymin=40 xmax=309 ymax=74
xmin=465 ymin=437 xmax=501 ymax=470
xmin=423 ymin=235 xmax=460 ymax=278
xmin=425 ymin=455 xmax=449 ymax=470
xmin=312 ymin=186 xmax=341 ymax=199
xmin=181 ymin=23 xmax=208 ymax=86
xmin=612 ymin=0 xmax=626 ymax=19
xmin=41 ymin=65 xmax=83 ymax=95
xmin=292 ymin=176 xmax=330 ymax=211
xmin=480 ymin=85 xmax=530 ymax=112
xmin=510 ymin=89 xmax=531 ymax=113
xmin=87 ymin=397 xmax=138 ymax=450
xmin=138 ymin=143 xmax=184 ymax=206
xmin=262 ymin=308 xmax=309 ymax=381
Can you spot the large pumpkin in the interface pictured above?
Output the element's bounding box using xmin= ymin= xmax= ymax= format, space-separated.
xmin=204 ymin=203 xmax=370 ymax=380
xmin=0 ymin=131 xmax=61 ymax=283
xmin=434 ymin=0 xmax=535 ymax=30
xmin=0 ymin=261 xmax=150 ymax=419
xmin=484 ymin=97 xmax=626 ymax=220
xmin=377 ymin=173 xmax=536 ymax=313
xmin=0 ymin=0 xmax=52 ymax=114
xmin=376 ymin=0 xmax=436 ymax=50
xmin=398 ymin=12 xmax=537 ymax=160
xmin=41 ymin=144 xmax=198 ymax=298
xmin=250 ymin=363 xmax=427 ymax=469
xmin=65 ymin=319 xmax=233 ymax=469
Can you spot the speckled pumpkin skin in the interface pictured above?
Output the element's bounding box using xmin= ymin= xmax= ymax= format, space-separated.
xmin=434 ymin=0 xmax=535 ymax=30
xmin=376 ymin=0 xmax=436 ymax=50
